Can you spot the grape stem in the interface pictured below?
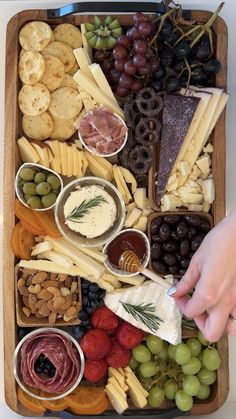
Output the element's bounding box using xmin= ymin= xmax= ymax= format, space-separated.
xmin=150 ymin=7 xmax=179 ymax=46
xmin=183 ymin=58 xmax=192 ymax=91
xmin=151 ymin=366 xmax=181 ymax=387
xmin=174 ymin=24 xmax=202 ymax=47
xmin=190 ymin=2 xmax=224 ymax=48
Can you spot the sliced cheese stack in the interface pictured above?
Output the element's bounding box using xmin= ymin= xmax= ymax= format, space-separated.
xmin=105 ymin=366 xmax=148 ymax=414
xmin=160 ymin=86 xmax=229 ymax=212
xmin=124 ymin=187 xmax=152 ymax=232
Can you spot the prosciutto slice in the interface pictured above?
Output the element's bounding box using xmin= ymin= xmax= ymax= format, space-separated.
xmin=78 ymin=106 xmax=127 ymax=155
xmin=20 ymin=331 xmax=80 ymax=394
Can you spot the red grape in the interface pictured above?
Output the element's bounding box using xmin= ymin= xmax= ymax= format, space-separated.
xmin=133 ymin=54 xmax=147 ymax=68
xmin=101 ymin=59 xmax=114 ymax=74
xmin=115 ymin=85 xmax=129 ymax=97
xmin=133 ymin=40 xmax=148 ymax=55
xmin=113 ymin=45 xmax=128 ymax=60
xmin=133 ymin=12 xmax=146 ymax=27
xmin=119 ymin=73 xmax=134 ymax=89
xmin=126 ymin=27 xmax=142 ymax=41
xmin=138 ymin=21 xmax=152 ymax=38
xmin=150 ymin=58 xmax=160 ymax=72
xmin=109 ymin=69 xmax=121 ymax=83
xmin=124 ymin=60 xmax=137 ymax=75
xmin=94 ymin=50 xmax=108 ymax=63
xmin=138 ymin=63 xmax=152 ymax=76
xmin=130 ymin=79 xmax=143 ymax=92
xmin=114 ymin=59 xmax=126 ymax=72
xmin=117 ymin=35 xmax=130 ymax=48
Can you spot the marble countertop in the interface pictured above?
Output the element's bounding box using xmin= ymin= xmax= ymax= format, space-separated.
xmin=0 ymin=1 xmax=235 ymax=418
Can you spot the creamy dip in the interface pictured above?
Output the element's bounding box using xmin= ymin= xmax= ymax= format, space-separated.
xmin=64 ymin=185 xmax=117 ymax=238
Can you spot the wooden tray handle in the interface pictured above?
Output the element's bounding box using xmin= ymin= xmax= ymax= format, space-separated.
xmin=47 ymin=1 xmax=191 ymax=19
xmin=46 ymin=407 xmax=191 ymax=418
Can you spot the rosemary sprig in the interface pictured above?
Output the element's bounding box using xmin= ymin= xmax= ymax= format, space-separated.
xmin=121 ymin=302 xmax=163 ymax=334
xmin=66 ymin=195 xmax=108 ymax=223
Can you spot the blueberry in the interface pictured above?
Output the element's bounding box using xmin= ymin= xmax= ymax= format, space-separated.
xmin=89 ymin=283 xmax=99 ymax=292
xmin=81 ymin=279 xmax=90 ymax=289
xmin=85 ymin=324 xmax=92 ymax=330
xmin=85 ymin=307 xmax=95 ymax=315
xmin=88 ymin=291 xmax=97 ymax=299
xmin=82 ymin=288 xmax=88 ymax=296
xmin=82 ymin=319 xmax=91 ymax=328
xmin=98 ymin=289 xmax=106 ymax=299
xmin=98 ymin=300 xmax=104 ymax=307
xmin=82 ymin=295 xmax=88 ymax=306
xmin=78 ymin=310 xmax=89 ymax=321
xmin=73 ymin=326 xmax=85 ymax=340
xmin=91 ymin=300 xmax=98 ymax=308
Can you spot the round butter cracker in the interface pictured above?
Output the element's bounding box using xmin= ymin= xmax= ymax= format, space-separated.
xmin=66 ymin=62 xmax=79 ymax=76
xmin=50 ymin=114 xmax=76 ymax=140
xmin=22 ymin=112 xmax=54 ymax=141
xmin=59 ymin=73 xmax=78 ymax=90
xmin=19 ymin=51 xmax=45 ymax=85
xmin=18 ymin=82 xmax=50 ymax=116
xmin=53 ymin=23 xmax=82 ymax=49
xmin=19 ymin=21 xmax=53 ymax=52
xmin=42 ymin=41 xmax=76 ymax=72
xmin=49 ymin=87 xmax=82 ymax=119
xmin=40 ymin=54 xmax=65 ymax=91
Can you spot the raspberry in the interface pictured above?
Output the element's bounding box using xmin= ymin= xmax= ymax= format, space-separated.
xmin=106 ymin=338 xmax=131 ymax=368
xmin=91 ymin=307 xmax=119 ymax=333
xmin=80 ymin=329 xmax=111 ymax=359
xmin=116 ymin=321 xmax=144 ymax=349
xmin=84 ymin=359 xmax=108 ymax=383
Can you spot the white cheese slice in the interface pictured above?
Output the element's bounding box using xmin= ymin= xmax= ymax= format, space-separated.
xmin=124 ymin=207 xmax=142 ymax=228
xmin=206 ymin=92 xmax=229 ymax=138
xmin=161 ymin=194 xmax=182 ymax=212
xmin=19 ymin=259 xmax=87 ymax=276
xmin=73 ymin=70 xmax=124 ymax=118
xmin=17 ymin=137 xmax=40 ymax=164
xmin=73 ymin=47 xmax=96 ymax=83
xmin=31 ymin=241 xmax=53 ymax=256
xmin=180 ymin=192 xmax=203 ymax=205
xmin=102 ymin=272 xmax=121 ymax=289
xmin=108 ymin=367 xmax=128 ymax=391
xmin=46 ymin=140 xmax=61 ymax=174
xmin=203 ymin=143 xmax=214 ymax=153
xmin=188 ymin=204 xmax=203 ymax=211
xmin=108 ymin=377 xmax=127 ymax=399
xmin=39 ymin=250 xmax=73 ymax=269
xmin=189 ymin=165 xmax=201 ymax=181
xmin=31 ymin=143 xmax=49 ymax=167
xmin=125 ymin=376 xmax=147 ymax=408
xmin=105 ymin=383 xmax=129 ymax=414
xmin=80 ymin=23 xmax=92 ymax=61
xmin=124 ymin=367 xmax=149 ymax=397
xmin=179 ymin=160 xmax=191 ymax=176
xmin=67 ymin=144 xmax=74 ymax=177
xmin=89 ymin=63 xmax=119 ymax=106
xmin=105 ymin=280 xmax=182 ymax=345
xmin=77 ymin=245 xmax=107 ymax=263
xmin=196 ymin=154 xmax=211 ymax=175
xmin=115 ymin=275 xmax=145 ymax=286
xmin=58 ymin=141 xmax=68 ymax=176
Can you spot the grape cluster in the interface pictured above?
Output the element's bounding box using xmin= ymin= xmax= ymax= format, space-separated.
xmin=130 ymin=330 xmax=221 ymax=412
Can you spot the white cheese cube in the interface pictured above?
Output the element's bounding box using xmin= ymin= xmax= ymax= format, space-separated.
xmin=134 ymin=188 xmax=146 ymax=210
xmin=161 ymin=194 xmax=182 ymax=212
xmin=201 ymin=178 xmax=215 ymax=203
xmin=179 ymin=160 xmax=191 ymax=176
xmin=189 ymin=165 xmax=201 ymax=181
xmin=203 ymin=143 xmax=214 ymax=153
xmin=188 ymin=204 xmax=203 ymax=211
xmin=196 ymin=154 xmax=211 ymax=175
xmin=202 ymin=201 xmax=211 ymax=212
xmin=124 ymin=207 xmax=142 ymax=228
xmin=181 ymin=192 xmax=203 ymax=205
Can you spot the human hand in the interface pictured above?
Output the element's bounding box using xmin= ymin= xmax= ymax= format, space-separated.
xmin=168 ymin=210 xmax=236 ymax=341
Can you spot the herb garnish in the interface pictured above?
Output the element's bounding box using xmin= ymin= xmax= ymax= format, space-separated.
xmin=66 ymin=195 xmax=108 ymax=223
xmin=121 ymin=302 xmax=163 ymax=333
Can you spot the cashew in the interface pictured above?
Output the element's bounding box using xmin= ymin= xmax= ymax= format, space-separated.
xmin=35 ymin=299 xmax=45 ymax=310
xmin=28 ymin=284 xmax=41 ymax=294
xmin=53 ymin=296 xmax=66 ymax=310
xmin=47 ymin=299 xmax=57 ymax=313
xmin=65 ymin=306 xmax=77 ymax=318
xmin=49 ymin=312 xmax=57 ymax=325
xmin=60 ymin=294 xmax=72 ymax=311
xmin=47 ymin=286 xmax=61 ymax=298
xmin=17 ymin=277 xmax=25 ymax=288
xmin=63 ymin=314 xmax=74 ymax=322
xmin=39 ymin=302 xmax=51 ymax=317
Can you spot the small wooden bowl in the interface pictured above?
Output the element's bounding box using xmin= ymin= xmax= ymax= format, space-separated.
xmin=147 ymin=211 xmax=213 ymax=278
xmin=15 ymin=264 xmax=82 ymax=327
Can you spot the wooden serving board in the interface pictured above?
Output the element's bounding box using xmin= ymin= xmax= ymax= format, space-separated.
xmin=3 ymin=5 xmax=229 ymax=417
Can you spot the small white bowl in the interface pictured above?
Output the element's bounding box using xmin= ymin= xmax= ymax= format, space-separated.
xmin=15 ymin=163 xmax=63 ymax=212
xmin=103 ymin=228 xmax=151 ymax=277
xmin=78 ymin=109 xmax=128 ymax=158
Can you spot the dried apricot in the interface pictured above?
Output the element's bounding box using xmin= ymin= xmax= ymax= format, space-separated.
xmin=10 ymin=222 xmax=22 ymax=258
xmin=66 ymin=386 xmax=109 ymax=415
xmin=17 ymin=387 xmax=45 ymax=414
xmin=33 ymin=210 xmax=61 ymax=238
xmin=14 ymin=199 xmax=45 ymax=235
xmin=40 ymin=392 xmax=68 ymax=411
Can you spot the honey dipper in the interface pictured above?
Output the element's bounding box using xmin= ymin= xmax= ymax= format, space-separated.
xmin=119 ymin=250 xmax=170 ymax=289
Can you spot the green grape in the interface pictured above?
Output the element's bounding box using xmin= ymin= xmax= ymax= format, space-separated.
xmin=47 ymin=174 xmax=61 ymax=190
xmin=146 ymin=335 xmax=164 ymax=355
xmin=202 ymin=347 xmax=221 ymax=371
xmin=175 ymin=390 xmax=193 ymax=412
xmin=42 ymin=192 xmax=57 ymax=208
xmin=175 ymin=343 xmax=191 ymax=365
xmin=196 ymin=383 xmax=211 ymax=400
xmin=139 ymin=361 xmax=158 ymax=378
xmin=164 ymin=378 xmax=178 ymax=400
xmin=132 ymin=345 xmax=151 ymax=363
xmin=186 ymin=337 xmax=202 ymax=357
xmin=36 ymin=182 xmax=51 ymax=196
xmin=197 ymin=368 xmax=216 ymax=385
xmin=34 ymin=171 xmax=46 ymax=184
xmin=167 ymin=344 xmax=177 ymax=360
xmin=148 ymin=386 xmax=165 ymax=408
xmin=129 ymin=357 xmax=139 ymax=370
xmin=19 ymin=179 xmax=26 ymax=190
xmin=158 ymin=359 xmax=167 ymax=372
xmin=198 ymin=350 xmax=204 ymax=364
xmin=23 ymin=182 xmax=36 ymax=195
xmin=27 ymin=196 xmax=42 ymax=209
xmin=198 ymin=330 xmax=210 ymax=346
xmin=182 ymin=357 xmax=201 ymax=375
xmin=19 ymin=167 xmax=35 ymax=181
xmin=183 ymin=375 xmax=200 ymax=396
xmin=157 ymin=342 xmax=168 ymax=360
xmin=140 ymin=377 xmax=152 ymax=391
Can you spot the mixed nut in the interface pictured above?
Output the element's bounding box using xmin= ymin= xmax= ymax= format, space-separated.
xmin=17 ymin=267 xmax=81 ymax=325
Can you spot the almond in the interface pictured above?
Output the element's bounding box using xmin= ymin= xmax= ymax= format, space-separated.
xmin=60 ymin=287 xmax=71 ymax=297
xmin=53 ymin=296 xmax=66 ymax=310
xmin=17 ymin=277 xmax=25 ymax=288
xmin=71 ymin=281 xmax=78 ymax=294
xmin=35 ymin=299 xmax=45 ymax=310
xmin=58 ymin=274 xmax=68 ymax=281
xmin=37 ymin=289 xmax=53 ymax=301
xmin=18 ymin=286 xmax=29 ymax=296
xmin=32 ymin=271 xmax=48 ymax=284
xmin=23 ymin=295 xmax=29 ymax=307
xmin=65 ymin=306 xmax=77 ymax=318
xmin=39 ymin=302 xmax=51 ymax=317
xmin=41 ymin=280 xmax=59 ymax=289
xmin=65 ymin=276 xmax=73 ymax=288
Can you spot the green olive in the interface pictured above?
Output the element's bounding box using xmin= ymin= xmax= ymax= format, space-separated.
xmin=27 ymin=196 xmax=42 ymax=209
xmin=35 ymin=182 xmax=51 ymax=196
xmin=42 ymin=193 xmax=57 ymax=208
xmin=34 ymin=171 xmax=46 ymax=184
xmin=19 ymin=167 xmax=36 ymax=181
xmin=23 ymin=182 xmax=37 ymax=195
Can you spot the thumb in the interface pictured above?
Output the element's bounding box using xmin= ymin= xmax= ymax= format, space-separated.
xmin=168 ymin=257 xmax=201 ymax=298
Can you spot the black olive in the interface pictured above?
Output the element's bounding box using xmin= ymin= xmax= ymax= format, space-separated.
xmin=98 ymin=299 xmax=104 ymax=307
xmin=159 ymin=223 xmax=170 ymax=240
xmin=163 ymin=241 xmax=177 ymax=252
xmin=187 ymin=226 xmax=197 ymax=239
xmin=191 ymin=234 xmax=205 ymax=251
xmin=176 ymin=253 xmax=182 ymax=261
xmin=198 ymin=221 xmax=211 ymax=232
xmin=151 ymin=243 xmax=162 ymax=260
xmin=168 ymin=265 xmax=179 ymax=274
xmin=176 ymin=221 xmax=188 ymax=238
xmin=163 ymin=215 xmax=180 ymax=225
xmin=179 ymin=269 xmax=187 ymax=276
xmin=184 ymin=215 xmax=201 ymax=226
xmin=179 ymin=239 xmax=189 ymax=256
xmin=170 ymin=230 xmax=179 ymax=241
xmin=152 ymin=234 xmax=163 ymax=242
xmin=91 ymin=300 xmax=99 ymax=308
xmin=163 ymin=253 xmax=177 ymax=266
xmin=151 ymin=218 xmax=162 ymax=234
xmin=180 ymin=258 xmax=190 ymax=268
xmin=152 ymin=261 xmax=167 ymax=274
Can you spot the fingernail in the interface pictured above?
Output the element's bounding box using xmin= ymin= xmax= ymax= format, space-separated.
xmin=167 ymin=286 xmax=177 ymax=296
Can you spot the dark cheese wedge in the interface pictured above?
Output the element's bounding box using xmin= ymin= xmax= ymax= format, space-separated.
xmin=156 ymin=94 xmax=200 ymax=204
